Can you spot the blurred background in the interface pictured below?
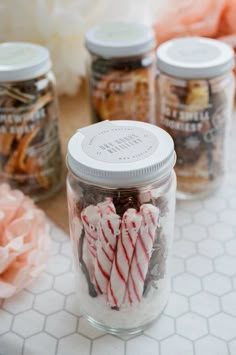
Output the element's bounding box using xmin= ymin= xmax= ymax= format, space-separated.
xmin=0 ymin=0 xmax=235 ymax=96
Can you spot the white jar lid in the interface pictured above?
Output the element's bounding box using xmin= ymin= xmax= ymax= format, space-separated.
xmin=0 ymin=42 xmax=51 ymax=81
xmin=85 ymin=22 xmax=155 ymax=58
xmin=67 ymin=120 xmax=175 ymax=187
xmin=156 ymin=37 xmax=234 ymax=79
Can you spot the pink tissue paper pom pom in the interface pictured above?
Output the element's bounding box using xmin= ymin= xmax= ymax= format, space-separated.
xmin=0 ymin=183 xmax=50 ymax=299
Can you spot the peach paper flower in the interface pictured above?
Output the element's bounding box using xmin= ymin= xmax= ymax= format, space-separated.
xmin=0 ymin=184 xmax=50 ymax=299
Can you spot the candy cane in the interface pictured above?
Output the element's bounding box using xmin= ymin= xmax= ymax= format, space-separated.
xmin=94 ymin=207 xmax=120 ymax=294
xmin=81 ymin=205 xmax=101 ymax=259
xmin=107 ymin=209 xmax=142 ymax=307
xmin=126 ymin=204 xmax=160 ymax=305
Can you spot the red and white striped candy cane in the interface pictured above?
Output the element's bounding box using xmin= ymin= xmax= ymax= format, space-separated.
xmin=107 ymin=208 xmax=142 ymax=307
xmin=81 ymin=205 xmax=101 ymax=259
xmin=94 ymin=205 xmax=120 ymax=294
xmin=126 ymin=204 xmax=160 ymax=305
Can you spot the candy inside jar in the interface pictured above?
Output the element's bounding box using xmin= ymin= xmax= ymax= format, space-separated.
xmin=67 ymin=120 xmax=176 ymax=334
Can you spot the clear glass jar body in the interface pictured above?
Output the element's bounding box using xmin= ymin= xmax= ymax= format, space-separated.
xmin=156 ymin=72 xmax=235 ymax=198
xmin=87 ymin=51 xmax=156 ymax=124
xmin=67 ymin=171 xmax=176 ymax=335
xmin=0 ymin=70 xmax=62 ymax=200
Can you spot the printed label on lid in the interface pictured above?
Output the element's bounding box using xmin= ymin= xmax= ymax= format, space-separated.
xmin=81 ymin=121 xmax=158 ymax=164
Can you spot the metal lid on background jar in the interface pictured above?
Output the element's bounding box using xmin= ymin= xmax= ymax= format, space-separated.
xmin=156 ymin=37 xmax=234 ymax=79
xmin=67 ymin=120 xmax=175 ymax=187
xmin=0 ymin=42 xmax=52 ymax=81
xmin=85 ymin=22 xmax=155 ymax=58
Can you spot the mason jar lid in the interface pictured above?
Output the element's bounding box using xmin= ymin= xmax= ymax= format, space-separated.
xmin=85 ymin=22 xmax=155 ymax=58
xmin=67 ymin=120 xmax=175 ymax=187
xmin=0 ymin=42 xmax=52 ymax=81
xmin=156 ymin=37 xmax=234 ymax=79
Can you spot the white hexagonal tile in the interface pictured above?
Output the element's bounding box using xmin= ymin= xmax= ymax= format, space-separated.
xmin=190 ymin=292 xmax=220 ymax=317
xmin=50 ymin=240 xmax=61 ymax=256
xmin=92 ymin=335 xmax=124 ymax=355
xmin=65 ymin=294 xmax=81 ymax=317
xmin=182 ymin=224 xmax=207 ymax=242
xmin=209 ymin=314 xmax=236 ymax=341
xmin=173 ymin=274 xmax=201 ymax=296
xmin=12 ymin=310 xmax=44 ymax=337
xmin=0 ymin=310 xmax=12 ymax=334
xmin=198 ymin=239 xmax=224 ymax=258
xmin=47 ymin=255 xmax=71 ymax=276
xmin=186 ymin=255 xmax=213 ymax=277
xmin=46 ymin=311 xmax=77 ymax=338
xmin=126 ymin=335 xmax=158 ymax=355
xmin=208 ymin=223 xmax=234 ymax=241
xmin=179 ymin=200 xmax=203 ymax=213
xmin=145 ymin=314 xmax=174 ymax=340
xmin=24 ymin=333 xmax=57 ymax=355
xmin=229 ymin=196 xmax=236 ymax=209
xmin=26 ymin=272 xmax=53 ymax=294
xmin=203 ymin=273 xmax=232 ymax=295
xmin=175 ymin=210 xmax=192 ymax=226
xmin=215 ymin=255 xmax=236 ymax=276
xmin=3 ymin=290 xmax=34 ymax=314
xmin=51 ymin=225 xmax=68 ymax=242
xmin=78 ymin=318 xmax=105 ymax=339
xmin=58 ymin=333 xmax=90 ymax=355
xmin=220 ymin=210 xmax=236 ymax=226
xmin=226 ymin=239 xmax=236 ymax=256
xmin=204 ymin=197 xmax=226 ymax=212
xmin=170 ymin=256 xmax=185 ymax=276
xmin=222 ymin=292 xmax=236 ymax=316
xmin=161 ymin=335 xmax=193 ymax=355
xmin=0 ymin=332 xmax=23 ymax=355
xmin=61 ymin=242 xmax=72 ymax=257
xmin=176 ymin=313 xmax=208 ymax=340
xmin=164 ymin=293 xmax=188 ymax=317
xmin=34 ymin=290 xmax=65 ymax=315
xmin=174 ymin=240 xmax=196 ymax=258
xmin=54 ymin=272 xmax=75 ymax=295
xmin=230 ymin=339 xmax=236 ymax=355
xmin=195 ymin=336 xmax=228 ymax=355
xmin=194 ymin=211 xmax=217 ymax=226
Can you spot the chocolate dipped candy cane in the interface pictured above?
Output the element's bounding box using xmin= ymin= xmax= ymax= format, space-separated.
xmin=94 ymin=201 xmax=120 ymax=294
xmin=107 ymin=208 xmax=142 ymax=308
xmin=126 ymin=204 xmax=160 ymax=305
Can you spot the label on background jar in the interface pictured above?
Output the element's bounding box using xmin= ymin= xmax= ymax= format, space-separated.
xmin=159 ymin=76 xmax=230 ymax=186
xmin=81 ymin=121 xmax=159 ymax=164
xmin=90 ymin=63 xmax=155 ymax=124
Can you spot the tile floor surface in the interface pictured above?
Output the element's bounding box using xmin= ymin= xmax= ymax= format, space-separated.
xmin=0 ymin=120 xmax=236 ymax=355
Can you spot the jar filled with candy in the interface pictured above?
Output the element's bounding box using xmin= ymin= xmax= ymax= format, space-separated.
xmin=156 ymin=37 xmax=235 ymax=198
xmin=86 ymin=22 xmax=156 ymax=124
xmin=0 ymin=42 xmax=62 ymax=200
xmin=67 ymin=120 xmax=176 ymax=334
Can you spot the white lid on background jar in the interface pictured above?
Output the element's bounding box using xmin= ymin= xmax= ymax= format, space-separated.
xmin=156 ymin=37 xmax=234 ymax=79
xmin=85 ymin=22 xmax=155 ymax=58
xmin=0 ymin=42 xmax=52 ymax=81
xmin=67 ymin=120 xmax=175 ymax=187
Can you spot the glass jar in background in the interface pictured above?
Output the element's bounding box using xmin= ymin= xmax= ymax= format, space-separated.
xmin=85 ymin=22 xmax=156 ymax=124
xmin=0 ymin=42 xmax=62 ymax=200
xmin=156 ymin=37 xmax=235 ymax=199
xmin=67 ymin=120 xmax=176 ymax=334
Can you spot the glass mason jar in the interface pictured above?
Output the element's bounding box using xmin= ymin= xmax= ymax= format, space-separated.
xmin=0 ymin=42 xmax=62 ymax=200
xmin=85 ymin=22 xmax=156 ymax=124
xmin=156 ymin=37 xmax=235 ymax=199
xmin=67 ymin=120 xmax=176 ymax=335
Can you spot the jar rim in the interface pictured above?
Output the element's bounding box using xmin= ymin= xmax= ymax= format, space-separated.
xmin=85 ymin=22 xmax=155 ymax=58
xmin=0 ymin=42 xmax=51 ymax=82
